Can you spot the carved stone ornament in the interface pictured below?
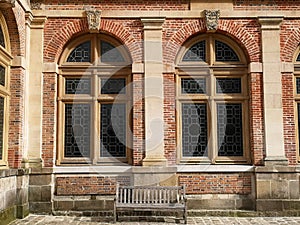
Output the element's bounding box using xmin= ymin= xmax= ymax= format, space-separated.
xmin=31 ymin=0 xmax=43 ymax=10
xmin=204 ymin=10 xmax=220 ymax=32
xmin=86 ymin=10 xmax=101 ymax=33
xmin=0 ymin=0 xmax=15 ymax=8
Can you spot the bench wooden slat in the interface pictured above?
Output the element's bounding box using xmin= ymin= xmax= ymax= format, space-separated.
xmin=114 ymin=185 xmax=187 ymax=224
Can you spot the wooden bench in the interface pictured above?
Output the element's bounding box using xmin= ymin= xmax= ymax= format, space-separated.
xmin=114 ymin=184 xmax=187 ymax=223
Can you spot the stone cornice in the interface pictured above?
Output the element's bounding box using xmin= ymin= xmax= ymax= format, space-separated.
xmin=141 ymin=17 xmax=165 ymax=30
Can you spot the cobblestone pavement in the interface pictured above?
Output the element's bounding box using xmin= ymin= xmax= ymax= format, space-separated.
xmin=8 ymin=214 xmax=300 ymax=225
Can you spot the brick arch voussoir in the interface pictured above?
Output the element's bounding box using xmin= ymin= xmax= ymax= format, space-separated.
xmin=2 ymin=8 xmax=22 ymax=56
xmin=282 ymin=29 xmax=300 ymax=62
xmin=101 ymin=20 xmax=141 ymax=63
xmin=165 ymin=20 xmax=206 ymax=64
xmin=218 ymin=20 xmax=260 ymax=62
xmin=44 ymin=19 xmax=89 ymax=63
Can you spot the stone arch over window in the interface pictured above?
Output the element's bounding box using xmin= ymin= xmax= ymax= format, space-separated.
xmin=0 ymin=12 xmax=12 ymax=168
xmin=57 ymin=33 xmax=132 ymax=165
xmin=175 ymin=33 xmax=250 ymax=164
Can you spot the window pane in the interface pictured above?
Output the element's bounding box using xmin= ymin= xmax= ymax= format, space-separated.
xmin=217 ymin=103 xmax=243 ymax=156
xmin=0 ymin=26 xmax=5 ymax=48
xmin=67 ymin=41 xmax=91 ymax=62
xmin=101 ymin=78 xmax=126 ymax=94
xmin=65 ymin=78 xmax=91 ymax=95
xmin=216 ymin=78 xmax=241 ymax=94
xmin=0 ymin=65 xmax=5 ymax=86
xmin=100 ymin=104 xmax=126 ymax=157
xmin=0 ymin=97 xmax=4 ymax=160
xmin=182 ymin=103 xmax=207 ymax=157
xmin=297 ymin=53 xmax=300 ymax=62
xmin=64 ymin=104 xmax=91 ymax=157
xmin=298 ymin=104 xmax=300 ymax=156
xmin=181 ymin=78 xmax=206 ymax=94
xmin=101 ymin=41 xmax=125 ymax=62
xmin=182 ymin=40 xmax=206 ymax=62
xmin=215 ymin=40 xmax=239 ymax=62
xmin=296 ymin=78 xmax=300 ymax=94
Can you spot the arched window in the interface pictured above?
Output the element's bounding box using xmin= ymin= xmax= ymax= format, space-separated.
xmin=0 ymin=13 xmax=11 ymax=168
xmin=176 ymin=34 xmax=249 ymax=164
xmin=57 ymin=34 xmax=132 ymax=165
xmin=294 ymin=48 xmax=300 ymax=162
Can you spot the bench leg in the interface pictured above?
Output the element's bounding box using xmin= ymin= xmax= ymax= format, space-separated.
xmin=183 ymin=208 xmax=187 ymax=224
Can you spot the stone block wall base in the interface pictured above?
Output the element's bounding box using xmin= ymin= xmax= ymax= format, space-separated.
xmin=132 ymin=166 xmax=177 ymax=186
xmin=142 ymin=158 xmax=167 ymax=167
xmin=16 ymin=203 xmax=29 ymax=219
xmin=0 ymin=206 xmax=16 ymax=225
xmin=29 ymin=202 xmax=52 ymax=214
xmin=256 ymin=199 xmax=300 ymax=212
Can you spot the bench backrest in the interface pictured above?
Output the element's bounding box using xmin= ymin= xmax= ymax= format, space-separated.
xmin=115 ymin=184 xmax=186 ymax=205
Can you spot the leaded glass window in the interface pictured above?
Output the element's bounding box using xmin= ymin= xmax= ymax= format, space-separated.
xmin=296 ymin=78 xmax=300 ymax=94
xmin=0 ymin=97 xmax=4 ymax=160
xmin=0 ymin=26 xmax=5 ymax=48
xmin=65 ymin=78 xmax=91 ymax=94
xmin=0 ymin=65 xmax=5 ymax=86
xmin=67 ymin=41 xmax=91 ymax=62
xmin=101 ymin=78 xmax=126 ymax=94
xmin=182 ymin=103 xmax=207 ymax=157
xmin=297 ymin=53 xmax=300 ymax=62
xmin=178 ymin=34 xmax=248 ymax=164
xmin=217 ymin=104 xmax=243 ymax=156
xmin=216 ymin=78 xmax=241 ymax=94
xmin=100 ymin=104 xmax=126 ymax=157
xmin=64 ymin=104 xmax=91 ymax=157
xmin=101 ymin=41 xmax=125 ymax=62
xmin=58 ymin=34 xmax=131 ymax=165
xmin=215 ymin=40 xmax=239 ymax=62
xmin=182 ymin=40 xmax=206 ymax=62
xmin=181 ymin=78 xmax=206 ymax=94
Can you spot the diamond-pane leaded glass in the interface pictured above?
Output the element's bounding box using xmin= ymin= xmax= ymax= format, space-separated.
xmin=297 ymin=78 xmax=300 ymax=94
xmin=298 ymin=104 xmax=300 ymax=155
xmin=182 ymin=103 xmax=207 ymax=157
xmin=65 ymin=78 xmax=91 ymax=95
xmin=101 ymin=78 xmax=126 ymax=94
xmin=101 ymin=41 xmax=125 ymax=62
xmin=0 ymin=97 xmax=4 ymax=160
xmin=181 ymin=78 xmax=206 ymax=94
xmin=216 ymin=78 xmax=241 ymax=94
xmin=215 ymin=40 xmax=239 ymax=62
xmin=64 ymin=104 xmax=91 ymax=157
xmin=101 ymin=104 xmax=126 ymax=157
xmin=182 ymin=40 xmax=206 ymax=62
xmin=67 ymin=41 xmax=91 ymax=62
xmin=0 ymin=65 xmax=5 ymax=86
xmin=0 ymin=26 xmax=5 ymax=48
xmin=217 ymin=103 xmax=243 ymax=156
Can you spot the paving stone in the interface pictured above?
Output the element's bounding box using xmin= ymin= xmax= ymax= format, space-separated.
xmin=8 ymin=214 xmax=300 ymax=225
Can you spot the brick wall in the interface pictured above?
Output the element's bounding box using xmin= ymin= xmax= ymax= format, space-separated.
xmin=42 ymin=0 xmax=189 ymax=11
xmin=164 ymin=73 xmax=176 ymax=165
xmin=234 ymin=0 xmax=300 ymax=10
xmin=56 ymin=176 xmax=131 ymax=195
xmin=42 ymin=72 xmax=57 ymax=167
xmin=282 ymin=72 xmax=297 ymax=165
xmin=132 ymin=73 xmax=145 ymax=166
xmin=179 ymin=173 xmax=252 ymax=195
xmin=249 ymin=73 xmax=264 ymax=165
xmin=281 ymin=20 xmax=300 ymax=62
xmin=163 ymin=19 xmax=261 ymax=64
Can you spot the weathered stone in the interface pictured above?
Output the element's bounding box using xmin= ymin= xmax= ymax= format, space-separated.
xmin=0 ymin=206 xmax=16 ymax=225
xmin=271 ymin=179 xmax=289 ymax=199
xmin=28 ymin=186 xmax=41 ymax=202
xmin=41 ymin=186 xmax=52 ymax=202
xmin=256 ymin=200 xmax=283 ymax=211
xmin=290 ymin=180 xmax=300 ymax=199
xmin=53 ymin=200 xmax=74 ymax=211
xmin=16 ymin=203 xmax=29 ymax=219
xmin=256 ymin=180 xmax=271 ymax=199
xmin=29 ymin=174 xmax=52 ymax=185
xmin=29 ymin=202 xmax=52 ymax=214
